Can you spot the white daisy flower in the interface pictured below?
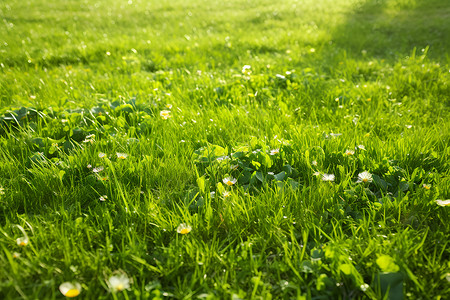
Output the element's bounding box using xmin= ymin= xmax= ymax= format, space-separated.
xmin=270 ymin=148 xmax=280 ymax=155
xmin=93 ymin=166 xmax=104 ymax=173
xmin=357 ymin=171 xmax=373 ymax=183
xmin=16 ymin=236 xmax=29 ymax=247
xmin=116 ymin=152 xmax=128 ymax=159
xmin=311 ymin=160 xmax=318 ymax=166
xmin=160 ymin=110 xmax=171 ymax=119
xmin=107 ymin=274 xmax=131 ymax=293
xmin=177 ymin=223 xmax=192 ymax=234
xmin=322 ymin=174 xmax=335 ymax=182
xmin=98 ymin=152 xmax=106 ymax=158
xmin=435 ymin=199 xmax=450 ymax=207
xmin=59 ymin=282 xmax=82 ymax=298
xmin=222 ymin=191 xmax=231 ymax=198
xmin=223 ymin=176 xmax=237 ymax=186
xmin=345 ymin=149 xmax=355 ymax=156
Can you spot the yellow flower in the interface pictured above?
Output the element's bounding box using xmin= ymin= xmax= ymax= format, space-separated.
xmin=422 ymin=184 xmax=431 ymax=190
xmin=160 ymin=110 xmax=171 ymax=119
xmin=59 ymin=282 xmax=82 ymax=298
xmin=177 ymin=223 xmax=192 ymax=235
xmin=16 ymin=236 xmax=29 ymax=247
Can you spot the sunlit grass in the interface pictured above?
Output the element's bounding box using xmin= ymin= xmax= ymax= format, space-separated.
xmin=0 ymin=0 xmax=449 ymax=299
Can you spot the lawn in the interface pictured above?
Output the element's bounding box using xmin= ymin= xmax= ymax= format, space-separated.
xmin=0 ymin=0 xmax=449 ymax=299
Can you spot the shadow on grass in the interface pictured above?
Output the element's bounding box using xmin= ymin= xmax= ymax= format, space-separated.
xmin=331 ymin=0 xmax=450 ymax=61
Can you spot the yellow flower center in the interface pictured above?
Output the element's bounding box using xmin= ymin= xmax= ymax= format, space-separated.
xmin=116 ymin=284 xmax=124 ymax=291
xmin=362 ymin=178 xmax=368 ymax=183
xmin=65 ymin=289 xmax=80 ymax=298
xmin=180 ymin=228 xmax=190 ymax=234
xmin=20 ymin=241 xmax=27 ymax=246
xmin=226 ymin=181 xmax=233 ymax=186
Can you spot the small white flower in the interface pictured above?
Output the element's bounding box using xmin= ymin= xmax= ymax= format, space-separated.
xmin=345 ymin=149 xmax=355 ymax=156
xmin=322 ymin=174 xmax=335 ymax=182
xmin=108 ymin=274 xmax=131 ymax=292
xmin=357 ymin=171 xmax=373 ymax=183
xmin=222 ymin=191 xmax=231 ymax=198
xmin=160 ymin=110 xmax=171 ymax=119
xmin=216 ymin=156 xmax=230 ymax=162
xmin=242 ymin=65 xmax=251 ymax=75
xmin=422 ymin=184 xmax=431 ymax=190
xmin=223 ymin=177 xmax=237 ymax=186
xmin=177 ymin=223 xmax=192 ymax=234
xmin=16 ymin=236 xmax=29 ymax=247
xmin=210 ymin=191 xmax=215 ymax=199
xmin=98 ymin=152 xmax=106 ymax=158
xmin=165 ymin=104 xmax=172 ymax=109
xmin=268 ymin=172 xmax=275 ymax=175
xmin=87 ymin=164 xmax=92 ymax=169
xmin=99 ymin=195 xmax=108 ymax=202
xmin=93 ymin=166 xmax=104 ymax=173
xmin=311 ymin=160 xmax=318 ymax=166
xmin=59 ymin=282 xmax=82 ymax=298
xmin=329 ymin=133 xmax=342 ymax=138
xmin=360 ymin=283 xmax=369 ymax=292
xmin=270 ymin=148 xmax=280 ymax=155
xmin=116 ymin=152 xmax=128 ymax=159
xmin=435 ymin=199 xmax=450 ymax=207
xmin=13 ymin=252 xmax=20 ymax=258
xmin=357 ymin=145 xmax=365 ymax=150
xmin=313 ymin=171 xmax=321 ymax=177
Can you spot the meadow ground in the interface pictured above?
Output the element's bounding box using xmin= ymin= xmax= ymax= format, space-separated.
xmin=0 ymin=0 xmax=449 ymax=299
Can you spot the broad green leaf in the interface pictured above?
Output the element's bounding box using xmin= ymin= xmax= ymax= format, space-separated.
xmin=274 ymin=171 xmax=286 ymax=181
xmin=376 ymin=255 xmax=400 ymax=273
xmin=375 ymin=272 xmax=404 ymax=300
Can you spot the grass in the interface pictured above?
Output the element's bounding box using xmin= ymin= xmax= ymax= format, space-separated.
xmin=0 ymin=0 xmax=449 ymax=299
